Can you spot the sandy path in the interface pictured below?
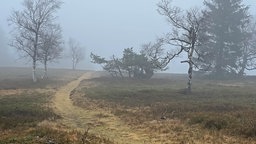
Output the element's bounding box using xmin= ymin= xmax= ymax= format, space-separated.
xmin=52 ymin=72 xmax=151 ymax=144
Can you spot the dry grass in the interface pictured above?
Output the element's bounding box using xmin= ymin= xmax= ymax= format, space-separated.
xmin=52 ymin=73 xmax=152 ymax=144
xmin=71 ymin=75 xmax=256 ymax=143
xmin=1 ymin=68 xmax=256 ymax=143
xmin=0 ymin=68 xmax=114 ymax=144
xmin=0 ymin=124 xmax=113 ymax=144
xmin=0 ymin=92 xmax=58 ymax=130
xmin=0 ymin=67 xmax=86 ymax=89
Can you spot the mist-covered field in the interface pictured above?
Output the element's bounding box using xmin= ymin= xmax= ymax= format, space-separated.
xmin=1 ymin=67 xmax=256 ymax=143
xmin=1 ymin=0 xmax=256 ymax=143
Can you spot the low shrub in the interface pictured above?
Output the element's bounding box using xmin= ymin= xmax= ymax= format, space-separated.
xmin=204 ymin=118 xmax=228 ymax=130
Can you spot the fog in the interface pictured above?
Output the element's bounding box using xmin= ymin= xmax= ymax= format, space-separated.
xmin=0 ymin=0 xmax=256 ymax=74
xmin=0 ymin=27 xmax=8 ymax=65
xmin=1 ymin=1 xmax=256 ymax=143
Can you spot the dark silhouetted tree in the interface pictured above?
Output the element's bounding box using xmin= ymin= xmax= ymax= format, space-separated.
xmin=122 ymin=48 xmax=154 ymax=79
xmin=91 ymin=48 xmax=156 ymax=79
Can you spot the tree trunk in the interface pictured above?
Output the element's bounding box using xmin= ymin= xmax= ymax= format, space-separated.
xmin=215 ymin=42 xmax=224 ymax=76
xmin=239 ymin=46 xmax=248 ymax=77
xmin=117 ymin=66 xmax=124 ymax=78
xmin=187 ymin=48 xmax=194 ymax=94
xmin=72 ymin=58 xmax=76 ymax=70
xmin=239 ymin=55 xmax=247 ymax=77
xmin=32 ymin=59 xmax=37 ymax=82
xmin=112 ymin=56 xmax=123 ymax=78
xmin=186 ymin=31 xmax=196 ymax=94
xmin=42 ymin=60 xmax=48 ymax=79
xmin=128 ymin=70 xmax=131 ymax=78
xmin=187 ymin=61 xmax=193 ymax=94
xmin=32 ymin=27 xmax=39 ymax=82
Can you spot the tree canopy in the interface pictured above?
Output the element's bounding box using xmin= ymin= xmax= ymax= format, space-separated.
xmin=197 ymin=0 xmax=250 ymax=78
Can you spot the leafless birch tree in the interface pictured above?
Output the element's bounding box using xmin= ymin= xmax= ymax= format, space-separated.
xmin=68 ymin=38 xmax=85 ymax=70
xmin=157 ymin=0 xmax=202 ymax=93
xmin=8 ymin=0 xmax=62 ymax=82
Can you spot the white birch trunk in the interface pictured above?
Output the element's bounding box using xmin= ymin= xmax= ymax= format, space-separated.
xmin=32 ymin=60 xmax=37 ymax=82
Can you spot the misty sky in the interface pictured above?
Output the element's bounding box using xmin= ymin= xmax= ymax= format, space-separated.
xmin=0 ymin=0 xmax=256 ymax=74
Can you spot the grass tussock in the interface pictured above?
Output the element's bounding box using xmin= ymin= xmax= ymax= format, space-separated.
xmin=0 ymin=126 xmax=114 ymax=144
xmin=72 ymin=76 xmax=256 ymax=142
xmin=0 ymin=92 xmax=58 ymax=130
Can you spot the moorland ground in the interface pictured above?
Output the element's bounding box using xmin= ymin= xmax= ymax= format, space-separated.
xmin=0 ymin=67 xmax=256 ymax=143
xmin=71 ymin=73 xmax=256 ymax=143
xmin=0 ymin=67 xmax=112 ymax=144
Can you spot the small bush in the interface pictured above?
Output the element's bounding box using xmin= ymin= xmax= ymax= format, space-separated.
xmin=189 ymin=114 xmax=228 ymax=130
xmin=0 ymin=126 xmax=114 ymax=144
xmin=189 ymin=115 xmax=205 ymax=125
xmin=232 ymin=116 xmax=256 ymax=137
xmin=204 ymin=118 xmax=228 ymax=130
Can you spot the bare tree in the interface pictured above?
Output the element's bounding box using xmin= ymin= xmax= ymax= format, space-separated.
xmin=8 ymin=0 xmax=62 ymax=82
xmin=157 ymin=0 xmax=202 ymax=93
xmin=68 ymin=38 xmax=85 ymax=70
xmin=39 ymin=24 xmax=63 ymax=79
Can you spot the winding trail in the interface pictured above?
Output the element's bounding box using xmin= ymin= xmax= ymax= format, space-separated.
xmin=52 ymin=72 xmax=151 ymax=144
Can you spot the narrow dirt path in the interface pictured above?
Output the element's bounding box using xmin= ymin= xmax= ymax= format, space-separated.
xmin=52 ymin=72 xmax=152 ymax=144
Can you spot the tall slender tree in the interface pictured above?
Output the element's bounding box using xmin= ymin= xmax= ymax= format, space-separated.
xmin=9 ymin=0 xmax=62 ymax=82
xmin=157 ymin=0 xmax=203 ymax=93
